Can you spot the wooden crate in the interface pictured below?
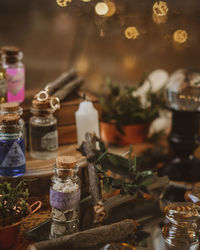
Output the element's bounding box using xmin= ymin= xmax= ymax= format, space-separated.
xmin=22 ymin=90 xmax=101 ymax=145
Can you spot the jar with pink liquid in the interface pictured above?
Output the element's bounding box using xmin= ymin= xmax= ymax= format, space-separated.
xmin=1 ymin=46 xmax=25 ymax=103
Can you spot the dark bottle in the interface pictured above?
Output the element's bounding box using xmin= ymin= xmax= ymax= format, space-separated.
xmin=29 ymin=98 xmax=58 ymax=160
xmin=0 ymin=113 xmax=26 ymax=176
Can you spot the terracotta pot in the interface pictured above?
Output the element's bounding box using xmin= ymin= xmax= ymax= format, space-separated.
xmin=0 ymin=201 xmax=42 ymax=249
xmin=101 ymin=121 xmax=150 ymax=145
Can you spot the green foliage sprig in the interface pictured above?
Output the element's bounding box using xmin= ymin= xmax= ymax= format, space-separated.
xmin=100 ymin=77 xmax=165 ymax=133
xmin=0 ymin=180 xmax=29 ymax=226
xmin=95 ymin=140 xmax=153 ymax=196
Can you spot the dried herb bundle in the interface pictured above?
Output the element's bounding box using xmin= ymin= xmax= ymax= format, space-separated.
xmin=0 ymin=180 xmax=29 ymax=226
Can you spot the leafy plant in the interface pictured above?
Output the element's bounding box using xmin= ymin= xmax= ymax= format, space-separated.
xmin=0 ymin=180 xmax=29 ymax=226
xmin=95 ymin=140 xmax=153 ymax=196
xmin=100 ymin=77 xmax=165 ymax=133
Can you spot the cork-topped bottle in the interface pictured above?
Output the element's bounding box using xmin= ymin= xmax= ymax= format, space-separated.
xmin=29 ymin=98 xmax=58 ymax=160
xmin=1 ymin=46 xmax=25 ymax=103
xmin=50 ymin=156 xmax=81 ymax=238
xmin=0 ymin=113 xmax=26 ymax=176
xmin=162 ymin=202 xmax=199 ymax=250
xmin=0 ymin=102 xmax=25 ymax=137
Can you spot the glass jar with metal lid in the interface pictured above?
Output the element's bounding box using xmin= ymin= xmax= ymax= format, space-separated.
xmin=162 ymin=202 xmax=199 ymax=250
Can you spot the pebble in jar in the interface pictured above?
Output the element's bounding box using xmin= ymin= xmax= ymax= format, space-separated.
xmin=50 ymin=156 xmax=81 ymax=238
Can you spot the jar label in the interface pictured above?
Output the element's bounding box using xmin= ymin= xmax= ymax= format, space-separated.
xmin=6 ymin=68 xmax=25 ymax=102
xmin=41 ymin=131 xmax=58 ymax=151
xmin=1 ymin=140 xmax=25 ymax=168
xmin=50 ymin=188 xmax=81 ymax=211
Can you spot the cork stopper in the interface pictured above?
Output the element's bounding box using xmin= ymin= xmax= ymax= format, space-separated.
xmin=32 ymin=98 xmax=50 ymax=110
xmin=56 ymin=156 xmax=77 ymax=169
xmin=1 ymin=102 xmax=20 ymax=112
xmin=0 ymin=114 xmax=20 ymax=125
xmin=1 ymin=46 xmax=20 ymax=56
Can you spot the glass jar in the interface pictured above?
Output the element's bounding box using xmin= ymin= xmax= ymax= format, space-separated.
xmin=162 ymin=202 xmax=199 ymax=250
xmin=0 ymin=114 xmax=26 ymax=176
xmin=29 ymin=98 xmax=58 ymax=160
xmin=50 ymin=156 xmax=81 ymax=238
xmin=1 ymin=46 xmax=25 ymax=103
xmin=0 ymin=51 xmax=7 ymax=104
xmin=0 ymin=102 xmax=25 ymax=137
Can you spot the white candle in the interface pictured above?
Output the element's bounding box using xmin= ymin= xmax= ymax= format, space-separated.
xmin=75 ymin=100 xmax=100 ymax=145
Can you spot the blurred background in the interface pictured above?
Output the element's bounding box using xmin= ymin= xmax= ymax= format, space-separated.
xmin=0 ymin=0 xmax=200 ymax=94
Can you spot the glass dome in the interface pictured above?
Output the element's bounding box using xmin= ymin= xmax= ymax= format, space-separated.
xmin=166 ymin=69 xmax=200 ymax=111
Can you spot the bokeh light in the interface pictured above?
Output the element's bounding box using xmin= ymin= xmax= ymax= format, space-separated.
xmin=95 ymin=2 xmax=109 ymax=16
xmin=105 ymin=1 xmax=116 ymax=17
xmin=124 ymin=27 xmax=139 ymax=40
xmin=173 ymin=29 xmax=188 ymax=44
xmin=56 ymin=0 xmax=71 ymax=7
xmin=153 ymin=1 xmax=168 ymax=17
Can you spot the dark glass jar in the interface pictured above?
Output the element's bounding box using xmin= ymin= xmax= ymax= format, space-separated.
xmin=50 ymin=156 xmax=81 ymax=238
xmin=29 ymin=98 xmax=58 ymax=160
xmin=0 ymin=114 xmax=26 ymax=176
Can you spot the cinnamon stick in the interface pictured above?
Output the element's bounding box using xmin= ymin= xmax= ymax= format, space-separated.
xmin=53 ymin=76 xmax=84 ymax=101
xmin=45 ymin=68 xmax=77 ymax=95
xmin=28 ymin=219 xmax=137 ymax=250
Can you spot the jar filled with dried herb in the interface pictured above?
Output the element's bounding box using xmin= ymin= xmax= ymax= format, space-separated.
xmin=50 ymin=156 xmax=81 ymax=238
xmin=0 ymin=113 xmax=26 ymax=176
xmin=29 ymin=97 xmax=58 ymax=160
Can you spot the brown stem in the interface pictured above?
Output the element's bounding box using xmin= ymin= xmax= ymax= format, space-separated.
xmin=45 ymin=68 xmax=77 ymax=95
xmin=28 ymin=219 xmax=137 ymax=250
xmin=53 ymin=76 xmax=84 ymax=101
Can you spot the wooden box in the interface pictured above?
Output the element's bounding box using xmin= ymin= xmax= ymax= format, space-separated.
xmin=22 ymin=91 xmax=101 ymax=145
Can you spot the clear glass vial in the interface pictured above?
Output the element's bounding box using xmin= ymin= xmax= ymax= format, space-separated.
xmin=50 ymin=156 xmax=81 ymax=238
xmin=162 ymin=202 xmax=199 ymax=250
xmin=0 ymin=113 xmax=26 ymax=176
xmin=1 ymin=46 xmax=25 ymax=103
xmin=29 ymin=98 xmax=58 ymax=160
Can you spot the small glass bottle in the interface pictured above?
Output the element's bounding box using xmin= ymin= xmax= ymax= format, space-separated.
xmin=0 ymin=114 xmax=26 ymax=176
xmin=162 ymin=202 xmax=199 ymax=250
xmin=50 ymin=156 xmax=81 ymax=238
xmin=1 ymin=46 xmax=25 ymax=103
xmin=0 ymin=102 xmax=25 ymax=138
xmin=29 ymin=98 xmax=58 ymax=160
xmin=0 ymin=51 xmax=7 ymax=104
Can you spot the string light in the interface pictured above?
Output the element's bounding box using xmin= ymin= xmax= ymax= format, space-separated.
xmin=153 ymin=1 xmax=168 ymax=17
xmin=124 ymin=27 xmax=139 ymax=40
xmin=95 ymin=2 xmax=109 ymax=16
xmin=56 ymin=0 xmax=71 ymax=7
xmin=81 ymin=0 xmax=91 ymax=2
xmin=173 ymin=29 xmax=188 ymax=43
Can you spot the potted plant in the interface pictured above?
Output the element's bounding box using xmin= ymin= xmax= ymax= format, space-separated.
xmin=0 ymin=180 xmax=41 ymax=249
xmin=100 ymin=75 xmax=166 ymax=145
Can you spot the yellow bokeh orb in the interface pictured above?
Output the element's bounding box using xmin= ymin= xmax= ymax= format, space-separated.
xmin=104 ymin=1 xmax=116 ymax=17
xmin=173 ymin=29 xmax=188 ymax=44
xmin=153 ymin=1 xmax=168 ymax=17
xmin=56 ymin=0 xmax=71 ymax=7
xmin=124 ymin=27 xmax=139 ymax=40
xmin=95 ymin=2 xmax=109 ymax=16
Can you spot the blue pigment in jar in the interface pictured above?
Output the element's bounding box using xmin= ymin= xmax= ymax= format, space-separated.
xmin=0 ymin=113 xmax=26 ymax=176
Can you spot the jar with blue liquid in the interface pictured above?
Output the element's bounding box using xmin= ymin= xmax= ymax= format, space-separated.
xmin=0 ymin=113 xmax=26 ymax=176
